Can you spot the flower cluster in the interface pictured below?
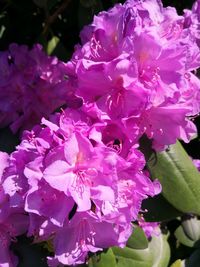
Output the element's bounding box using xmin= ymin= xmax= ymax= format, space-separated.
xmin=0 ymin=0 xmax=200 ymax=266
xmin=1 ymin=110 xmax=160 ymax=266
xmin=69 ymin=0 xmax=200 ymax=150
xmin=0 ymin=43 xmax=80 ymax=133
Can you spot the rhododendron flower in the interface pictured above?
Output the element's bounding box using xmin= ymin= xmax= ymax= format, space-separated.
xmin=0 ymin=44 xmax=80 ymax=133
xmin=0 ymin=152 xmax=28 ymax=267
xmin=0 ymin=213 xmax=28 ymax=267
xmin=1 ymin=110 xmax=160 ymax=265
xmin=193 ymin=159 xmax=200 ymax=171
xmin=47 ymin=212 xmax=131 ymax=266
xmin=184 ymin=0 xmax=200 ymax=47
xmin=138 ymin=216 xmax=160 ymax=238
xmin=68 ymin=0 xmax=200 ymax=151
xmin=2 ymin=0 xmax=200 ymax=266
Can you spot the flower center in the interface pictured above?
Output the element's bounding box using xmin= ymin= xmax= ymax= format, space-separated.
xmin=106 ymin=139 xmax=122 ymax=154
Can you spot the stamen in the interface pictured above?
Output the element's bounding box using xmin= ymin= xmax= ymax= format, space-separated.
xmin=106 ymin=139 xmax=122 ymax=154
xmin=184 ymin=73 xmax=191 ymax=81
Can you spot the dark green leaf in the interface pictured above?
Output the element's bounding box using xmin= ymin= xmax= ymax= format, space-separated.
xmin=148 ymin=141 xmax=200 ymax=215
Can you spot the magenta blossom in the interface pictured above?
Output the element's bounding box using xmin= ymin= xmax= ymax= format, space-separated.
xmin=0 ymin=43 xmax=81 ymax=133
xmin=138 ymin=216 xmax=160 ymax=238
xmin=1 ymin=110 xmax=160 ymax=265
xmin=193 ymin=159 xmax=200 ymax=172
xmin=68 ymin=0 xmax=200 ymax=151
xmin=184 ymin=0 xmax=200 ymax=47
xmin=0 ymin=152 xmax=28 ymax=267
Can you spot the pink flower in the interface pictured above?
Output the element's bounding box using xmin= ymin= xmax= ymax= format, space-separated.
xmin=47 ymin=212 xmax=130 ymax=266
xmin=2 ymin=109 xmax=160 ymax=265
xmin=0 ymin=153 xmax=28 ymax=267
xmin=0 ymin=44 xmax=80 ymax=133
xmin=184 ymin=0 xmax=200 ymax=47
xmin=193 ymin=159 xmax=200 ymax=172
xmin=0 ymin=213 xmax=28 ymax=267
xmin=68 ymin=0 xmax=200 ymax=151
xmin=138 ymin=216 xmax=160 ymax=238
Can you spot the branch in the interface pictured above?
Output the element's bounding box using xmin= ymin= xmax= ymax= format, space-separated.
xmin=42 ymin=0 xmax=71 ymax=36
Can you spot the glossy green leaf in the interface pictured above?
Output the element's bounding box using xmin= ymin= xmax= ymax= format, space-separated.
xmin=148 ymin=141 xmax=200 ymax=215
xmin=126 ymin=227 xmax=148 ymax=250
xmin=112 ymin=233 xmax=170 ymax=267
xmin=113 ymin=246 xmax=152 ymax=267
xmin=89 ymin=249 xmax=117 ymax=267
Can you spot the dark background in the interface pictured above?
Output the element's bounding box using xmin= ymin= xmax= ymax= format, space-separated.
xmin=0 ymin=0 xmax=196 ymax=53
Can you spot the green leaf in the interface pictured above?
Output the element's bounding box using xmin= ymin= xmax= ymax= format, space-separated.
xmin=89 ymin=249 xmax=117 ymax=267
xmin=175 ymin=226 xmax=196 ymax=248
xmin=41 ymin=35 xmax=71 ymax=61
xmin=147 ymin=141 xmax=200 ymax=215
xmin=46 ymin=36 xmax=60 ymax=55
xmin=142 ymin=194 xmax=182 ymax=222
xmin=126 ymin=226 xmax=148 ymax=250
xmin=115 ymin=256 xmax=149 ymax=267
xmin=0 ymin=25 xmax=5 ymax=39
xmin=113 ymin=246 xmax=152 ymax=267
xmin=112 ymin=233 xmax=170 ymax=267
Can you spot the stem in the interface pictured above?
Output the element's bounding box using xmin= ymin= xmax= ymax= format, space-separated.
xmin=42 ymin=0 xmax=71 ymax=36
